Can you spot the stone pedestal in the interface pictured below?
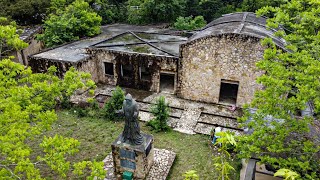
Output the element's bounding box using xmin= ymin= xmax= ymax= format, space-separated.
xmin=111 ymin=133 xmax=154 ymax=179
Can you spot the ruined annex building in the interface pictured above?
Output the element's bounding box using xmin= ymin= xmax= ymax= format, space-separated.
xmin=29 ymin=12 xmax=285 ymax=107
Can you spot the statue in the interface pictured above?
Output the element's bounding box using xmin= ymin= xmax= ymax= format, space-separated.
xmin=117 ymin=94 xmax=143 ymax=145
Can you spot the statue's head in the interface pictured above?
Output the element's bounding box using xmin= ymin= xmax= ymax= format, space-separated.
xmin=125 ymin=94 xmax=133 ymax=103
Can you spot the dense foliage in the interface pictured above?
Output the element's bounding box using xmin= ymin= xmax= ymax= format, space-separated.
xmin=174 ymin=15 xmax=206 ymax=30
xmin=127 ymin=0 xmax=185 ymax=24
xmin=147 ymin=96 xmax=170 ymax=132
xmin=104 ymin=86 xmax=125 ymax=121
xmin=0 ymin=58 xmax=104 ymax=179
xmin=0 ymin=0 xmax=280 ymax=26
xmin=0 ymin=0 xmax=50 ymax=25
xmin=237 ymin=0 xmax=320 ymax=179
xmin=38 ymin=0 xmax=102 ymax=47
xmin=0 ymin=17 xmax=28 ymax=59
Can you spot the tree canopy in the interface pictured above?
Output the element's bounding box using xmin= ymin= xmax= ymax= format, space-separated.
xmin=38 ymin=0 xmax=102 ymax=47
xmin=0 ymin=58 xmax=105 ymax=179
xmin=0 ymin=17 xmax=28 ymax=59
xmin=237 ymin=0 xmax=320 ymax=178
xmin=0 ymin=0 xmax=50 ymax=25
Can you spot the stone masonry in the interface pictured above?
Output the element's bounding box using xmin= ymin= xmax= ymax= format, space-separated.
xmin=178 ymin=34 xmax=265 ymax=107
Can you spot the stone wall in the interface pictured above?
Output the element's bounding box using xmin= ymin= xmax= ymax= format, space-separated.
xmin=12 ymin=38 xmax=43 ymax=66
xmin=178 ymin=34 xmax=264 ymax=107
xmin=87 ymin=49 xmax=178 ymax=93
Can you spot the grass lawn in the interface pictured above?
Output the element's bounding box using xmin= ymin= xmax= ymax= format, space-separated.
xmin=30 ymin=110 xmax=240 ymax=179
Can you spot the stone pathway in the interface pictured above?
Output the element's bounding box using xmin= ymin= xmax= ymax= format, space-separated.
xmin=173 ymin=108 xmax=201 ymax=134
xmin=103 ymin=148 xmax=176 ymax=180
xmin=73 ymin=85 xmax=244 ymax=135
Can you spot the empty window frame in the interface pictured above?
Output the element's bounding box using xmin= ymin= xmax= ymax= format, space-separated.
xmin=121 ymin=64 xmax=133 ymax=77
xmin=139 ymin=66 xmax=151 ymax=80
xmin=160 ymin=73 xmax=175 ymax=92
xmin=219 ymin=79 xmax=239 ymax=104
xmin=104 ymin=62 xmax=114 ymax=75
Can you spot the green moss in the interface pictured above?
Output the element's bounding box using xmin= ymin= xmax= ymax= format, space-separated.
xmin=131 ymin=45 xmax=151 ymax=53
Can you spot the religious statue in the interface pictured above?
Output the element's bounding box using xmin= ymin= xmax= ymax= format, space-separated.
xmin=117 ymin=94 xmax=143 ymax=145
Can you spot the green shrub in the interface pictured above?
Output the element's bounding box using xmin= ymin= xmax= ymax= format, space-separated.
xmin=174 ymin=15 xmax=206 ymax=30
xmin=104 ymin=86 xmax=125 ymax=121
xmin=183 ymin=170 xmax=199 ymax=180
xmin=147 ymin=96 xmax=170 ymax=132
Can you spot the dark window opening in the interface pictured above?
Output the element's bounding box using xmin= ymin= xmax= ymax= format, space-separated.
xmin=219 ymin=80 xmax=239 ymax=105
xmin=140 ymin=66 xmax=151 ymax=81
xmin=121 ymin=64 xmax=133 ymax=77
xmin=104 ymin=62 xmax=114 ymax=75
xmin=160 ymin=73 xmax=175 ymax=93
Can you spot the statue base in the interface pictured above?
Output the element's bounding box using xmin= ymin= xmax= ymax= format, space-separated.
xmin=111 ymin=133 xmax=154 ymax=179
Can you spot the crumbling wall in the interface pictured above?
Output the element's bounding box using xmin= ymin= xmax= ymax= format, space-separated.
xmin=28 ymin=57 xmax=73 ymax=78
xmin=178 ymin=34 xmax=264 ymax=107
xmin=76 ymin=58 xmax=99 ymax=83
xmin=88 ymin=48 xmax=178 ymax=92
xmin=22 ymin=38 xmax=43 ymax=66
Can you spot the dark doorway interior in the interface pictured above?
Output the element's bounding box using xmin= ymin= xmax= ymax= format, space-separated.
xmin=160 ymin=73 xmax=175 ymax=93
xmin=140 ymin=66 xmax=151 ymax=81
xmin=122 ymin=64 xmax=133 ymax=77
xmin=219 ymin=80 xmax=239 ymax=104
xmin=104 ymin=62 xmax=114 ymax=75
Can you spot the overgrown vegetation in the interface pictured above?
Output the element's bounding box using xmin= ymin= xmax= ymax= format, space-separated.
xmin=237 ymin=0 xmax=320 ymax=179
xmin=147 ymin=96 xmax=171 ymax=132
xmin=37 ymin=0 xmax=102 ymax=47
xmin=182 ymin=170 xmax=199 ymax=180
xmin=0 ymin=59 xmax=101 ymax=179
xmin=213 ymin=132 xmax=237 ymax=180
xmin=34 ymin=110 xmax=239 ymax=179
xmin=0 ymin=17 xmax=28 ymax=59
xmin=103 ymin=86 xmax=125 ymax=121
xmin=174 ymin=16 xmax=207 ymax=30
xmin=0 ymin=0 xmax=277 ymax=26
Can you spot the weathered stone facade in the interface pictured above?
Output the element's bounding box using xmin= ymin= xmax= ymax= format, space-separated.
xmin=178 ymin=34 xmax=265 ymax=107
xmin=87 ymin=49 xmax=178 ymax=93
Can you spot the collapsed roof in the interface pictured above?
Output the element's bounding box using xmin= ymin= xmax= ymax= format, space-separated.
xmin=189 ymin=12 xmax=286 ymax=49
xmin=90 ymin=31 xmax=188 ymax=57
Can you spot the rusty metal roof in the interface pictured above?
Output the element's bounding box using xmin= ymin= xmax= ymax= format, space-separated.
xmin=189 ymin=12 xmax=286 ymax=49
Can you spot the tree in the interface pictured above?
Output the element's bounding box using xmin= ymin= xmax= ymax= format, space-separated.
xmin=147 ymin=96 xmax=170 ymax=132
xmin=213 ymin=132 xmax=236 ymax=180
xmin=198 ymin=0 xmax=241 ymax=22
xmin=0 ymin=0 xmax=50 ymax=25
xmin=274 ymin=169 xmax=300 ymax=180
xmin=237 ymin=0 xmax=320 ymax=179
xmin=0 ymin=58 xmax=104 ymax=179
xmin=38 ymin=0 xmax=102 ymax=47
xmin=241 ymin=0 xmax=284 ymax=13
xmin=127 ymin=0 xmax=185 ymax=24
xmin=104 ymin=86 xmax=125 ymax=121
xmin=174 ymin=16 xmax=207 ymax=30
xmin=0 ymin=17 xmax=28 ymax=59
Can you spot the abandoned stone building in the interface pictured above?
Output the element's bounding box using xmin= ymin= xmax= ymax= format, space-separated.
xmin=29 ymin=12 xmax=285 ymax=107
xmin=11 ymin=26 xmax=43 ymax=66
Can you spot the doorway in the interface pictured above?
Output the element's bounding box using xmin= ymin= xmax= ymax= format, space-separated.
xmin=219 ymin=79 xmax=239 ymax=104
xmin=160 ymin=73 xmax=175 ymax=93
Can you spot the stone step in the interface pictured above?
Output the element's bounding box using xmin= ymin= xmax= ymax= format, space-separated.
xmin=138 ymin=102 xmax=183 ymax=118
xmin=193 ymin=122 xmax=243 ymax=136
xmin=197 ymin=114 xmax=239 ymax=129
xmin=173 ymin=108 xmax=201 ymax=135
xmin=139 ymin=111 xmax=179 ymax=129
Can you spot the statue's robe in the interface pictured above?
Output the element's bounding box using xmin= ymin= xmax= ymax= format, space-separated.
xmin=122 ymin=99 xmax=143 ymax=145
